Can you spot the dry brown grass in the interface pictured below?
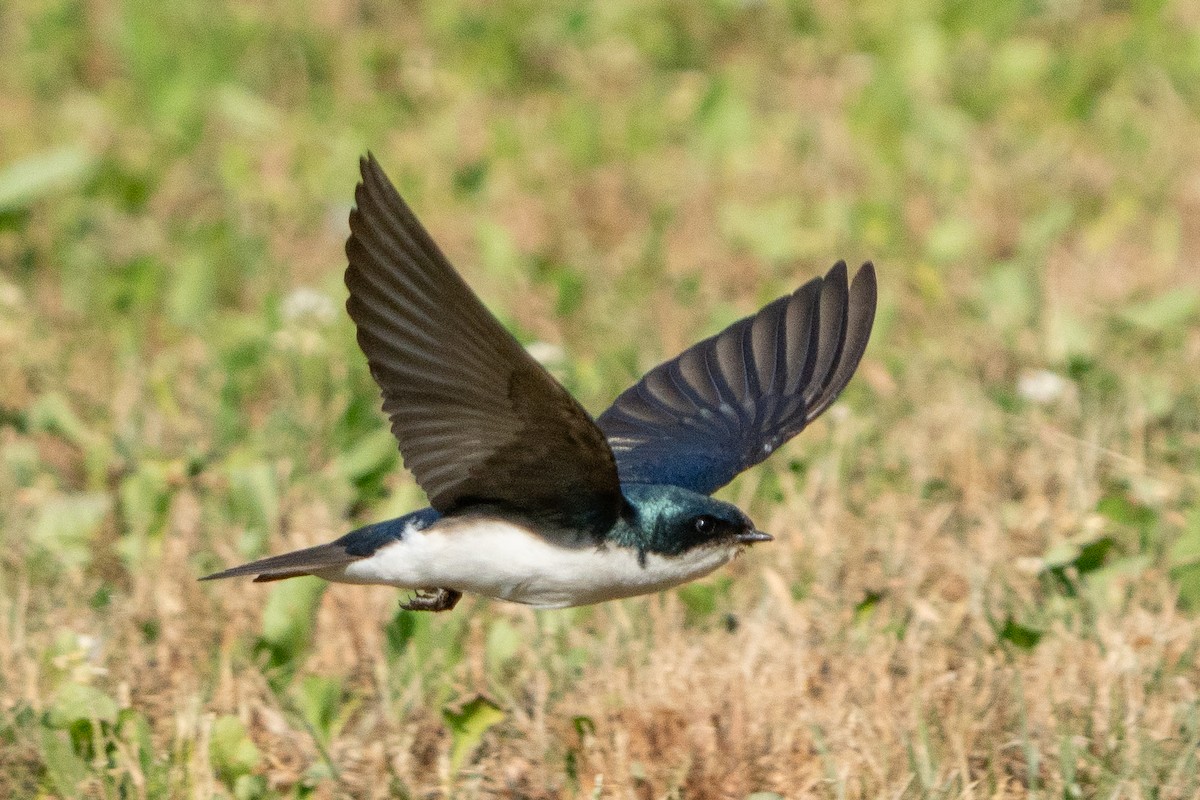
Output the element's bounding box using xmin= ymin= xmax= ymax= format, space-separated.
xmin=8 ymin=374 xmax=1200 ymax=798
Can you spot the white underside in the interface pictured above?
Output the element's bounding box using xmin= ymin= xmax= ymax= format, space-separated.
xmin=314 ymin=518 xmax=739 ymax=609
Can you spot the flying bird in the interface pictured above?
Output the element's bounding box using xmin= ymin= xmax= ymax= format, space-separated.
xmin=201 ymin=155 xmax=877 ymax=612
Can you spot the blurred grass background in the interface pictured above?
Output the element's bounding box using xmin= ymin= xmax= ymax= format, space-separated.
xmin=2 ymin=0 xmax=1200 ymax=797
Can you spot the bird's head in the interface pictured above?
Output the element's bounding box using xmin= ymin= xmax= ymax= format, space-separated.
xmin=616 ymin=484 xmax=771 ymax=556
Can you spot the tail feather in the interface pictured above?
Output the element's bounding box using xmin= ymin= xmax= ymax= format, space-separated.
xmin=200 ymin=542 xmax=361 ymax=582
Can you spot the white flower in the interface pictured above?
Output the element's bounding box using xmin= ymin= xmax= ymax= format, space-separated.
xmin=1018 ymin=369 xmax=1070 ymax=405
xmin=281 ymin=287 xmax=336 ymax=324
xmin=0 ymin=281 xmax=23 ymax=310
xmin=525 ymin=341 xmax=565 ymax=366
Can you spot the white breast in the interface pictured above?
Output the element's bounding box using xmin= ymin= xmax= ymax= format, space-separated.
xmin=318 ymin=518 xmax=738 ymax=609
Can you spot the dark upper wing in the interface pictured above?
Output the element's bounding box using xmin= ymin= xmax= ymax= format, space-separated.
xmin=345 ymin=154 xmax=623 ymax=535
xmin=597 ymin=262 xmax=877 ymax=495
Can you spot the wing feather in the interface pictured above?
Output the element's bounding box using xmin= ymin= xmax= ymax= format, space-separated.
xmin=345 ymin=155 xmax=623 ymax=535
xmin=597 ymin=262 xmax=877 ymax=494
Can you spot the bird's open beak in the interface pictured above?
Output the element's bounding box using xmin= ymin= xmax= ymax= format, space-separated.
xmin=736 ymin=529 xmax=773 ymax=544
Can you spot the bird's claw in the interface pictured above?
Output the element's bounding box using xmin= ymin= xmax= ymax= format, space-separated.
xmin=400 ymin=587 xmax=462 ymax=612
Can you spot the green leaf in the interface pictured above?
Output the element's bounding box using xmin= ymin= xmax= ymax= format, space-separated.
xmin=981 ymin=263 xmax=1036 ymax=332
xmin=1168 ymin=510 xmax=1200 ymax=567
xmin=475 ymin=219 xmax=522 ymax=281
xmin=485 ymin=620 xmax=521 ymax=674
xmin=452 ymin=160 xmax=488 ymax=197
xmin=1041 ymin=535 xmax=1114 ymax=576
xmin=995 ymin=38 xmax=1051 ymax=88
xmin=1044 ymin=307 xmax=1094 ymax=360
xmin=443 ymin=695 xmax=504 ymax=774
xmin=695 ymin=75 xmax=753 ymax=154
xmin=234 ymin=774 xmax=268 ymax=800
xmin=117 ymin=461 xmax=172 ymax=567
xmin=333 ymin=429 xmax=399 ymax=491
xmin=1096 ymin=492 xmax=1157 ymax=533
xmin=854 ymin=591 xmax=885 ymax=624
xmin=1170 ymin=563 xmax=1200 ymax=612
xmin=1 ymin=439 xmax=39 ymax=486
xmin=0 ymin=147 xmax=93 ymax=213
xmin=1119 ymin=288 xmax=1200 ymax=333
xmin=720 ymin=200 xmax=804 ymax=265
xmin=227 ymin=458 xmax=279 ymax=555
xmin=384 ymin=608 xmax=423 ymax=661
xmin=677 ymin=578 xmax=732 ymax=626
xmin=572 ymin=715 xmax=595 ymax=739
xmin=215 ymin=84 xmax=281 ymax=136
xmin=167 ymin=253 xmax=219 ymax=329
xmin=27 ymin=392 xmax=90 ymax=447
xmin=38 ymin=726 xmax=88 ymax=799
xmin=119 ymin=461 xmax=171 ymax=536
xmin=1075 ymin=537 xmax=1114 ymax=574
xmin=1018 ymin=201 xmax=1074 ymax=253
xmin=116 ymin=709 xmax=163 ymax=793
xmin=209 ymin=715 xmax=261 ymax=786
xmin=998 ymin=618 xmax=1043 ymax=650
xmin=293 ymin=675 xmax=343 ymax=744
xmin=925 ymin=217 xmax=977 ymax=264
xmin=1169 ymin=510 xmax=1200 ymax=611
xmin=32 ymin=493 xmax=111 ymax=569
xmin=258 ymin=576 xmax=325 ymax=679
xmin=47 ymin=683 xmax=118 ymax=728
xmin=554 ymin=270 xmax=585 ymax=318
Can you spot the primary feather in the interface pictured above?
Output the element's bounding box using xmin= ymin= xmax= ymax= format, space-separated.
xmin=597 ymin=262 xmax=877 ymax=495
xmin=346 ymin=154 xmax=624 ymax=536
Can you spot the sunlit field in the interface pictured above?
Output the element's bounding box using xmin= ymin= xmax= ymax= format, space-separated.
xmin=3 ymin=2 xmax=1200 ymax=797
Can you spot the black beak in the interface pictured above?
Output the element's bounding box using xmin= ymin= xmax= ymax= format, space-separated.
xmin=736 ymin=529 xmax=773 ymax=544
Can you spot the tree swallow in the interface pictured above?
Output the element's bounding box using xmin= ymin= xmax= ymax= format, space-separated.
xmin=201 ymin=155 xmax=877 ymax=612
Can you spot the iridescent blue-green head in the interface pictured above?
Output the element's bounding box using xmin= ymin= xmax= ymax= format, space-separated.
xmin=612 ymin=484 xmax=771 ymax=556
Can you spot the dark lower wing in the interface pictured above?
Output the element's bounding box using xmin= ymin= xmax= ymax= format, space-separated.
xmin=346 ymin=155 xmax=624 ymax=536
xmin=597 ymin=262 xmax=877 ymax=495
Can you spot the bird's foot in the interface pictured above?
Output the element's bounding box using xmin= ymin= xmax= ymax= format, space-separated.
xmin=400 ymin=588 xmax=462 ymax=613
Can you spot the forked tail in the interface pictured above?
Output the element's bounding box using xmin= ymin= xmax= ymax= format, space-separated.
xmin=199 ymin=542 xmax=360 ymax=583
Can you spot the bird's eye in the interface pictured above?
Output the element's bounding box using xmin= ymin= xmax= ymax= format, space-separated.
xmin=693 ymin=516 xmax=717 ymax=535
